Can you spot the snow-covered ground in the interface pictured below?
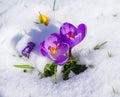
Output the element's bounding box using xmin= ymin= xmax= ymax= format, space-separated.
xmin=0 ymin=0 xmax=120 ymax=97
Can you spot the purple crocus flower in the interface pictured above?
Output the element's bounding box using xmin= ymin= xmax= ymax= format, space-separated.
xmin=60 ymin=22 xmax=87 ymax=48
xmin=22 ymin=42 xmax=36 ymax=57
xmin=40 ymin=33 xmax=69 ymax=65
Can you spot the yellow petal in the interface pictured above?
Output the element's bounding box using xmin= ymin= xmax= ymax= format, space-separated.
xmin=38 ymin=13 xmax=49 ymax=26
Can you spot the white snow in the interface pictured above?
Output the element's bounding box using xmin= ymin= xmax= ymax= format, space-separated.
xmin=0 ymin=0 xmax=120 ymax=97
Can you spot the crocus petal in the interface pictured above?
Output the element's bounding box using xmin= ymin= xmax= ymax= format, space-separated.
xmin=28 ymin=42 xmax=36 ymax=48
xmin=60 ymin=22 xmax=76 ymax=35
xmin=40 ymin=41 xmax=47 ymax=56
xmin=44 ymin=33 xmax=61 ymax=52
xmin=77 ymin=24 xmax=87 ymax=41
xmin=73 ymin=34 xmax=83 ymax=46
xmin=47 ymin=54 xmax=56 ymax=61
xmin=55 ymin=55 xmax=68 ymax=65
xmin=61 ymin=35 xmax=75 ymax=48
xmin=22 ymin=47 xmax=31 ymax=57
xmin=22 ymin=42 xmax=36 ymax=57
xmin=57 ymin=43 xmax=69 ymax=55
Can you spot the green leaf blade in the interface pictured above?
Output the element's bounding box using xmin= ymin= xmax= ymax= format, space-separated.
xmin=14 ymin=65 xmax=34 ymax=69
xmin=94 ymin=41 xmax=108 ymax=50
xmin=71 ymin=64 xmax=88 ymax=75
xmin=62 ymin=62 xmax=73 ymax=80
xmin=44 ymin=63 xmax=56 ymax=77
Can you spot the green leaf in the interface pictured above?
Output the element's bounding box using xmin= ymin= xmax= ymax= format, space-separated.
xmin=62 ymin=62 xmax=74 ymax=80
xmin=54 ymin=65 xmax=57 ymax=84
xmin=62 ymin=58 xmax=88 ymax=80
xmin=62 ymin=58 xmax=77 ymax=80
xmin=62 ymin=65 xmax=70 ymax=80
xmin=108 ymin=51 xmax=112 ymax=58
xmin=44 ymin=63 xmax=56 ymax=77
xmin=88 ymin=64 xmax=94 ymax=68
xmin=14 ymin=65 xmax=34 ymax=69
xmin=34 ymin=21 xmax=40 ymax=24
xmin=68 ymin=58 xmax=79 ymax=63
xmin=71 ymin=64 xmax=87 ymax=75
xmin=38 ymin=71 xmax=45 ymax=78
xmin=112 ymin=87 xmax=119 ymax=95
xmin=94 ymin=41 xmax=108 ymax=50
xmin=53 ymin=0 xmax=56 ymax=11
xmin=18 ymin=55 xmax=22 ymax=58
xmin=38 ymin=72 xmax=42 ymax=76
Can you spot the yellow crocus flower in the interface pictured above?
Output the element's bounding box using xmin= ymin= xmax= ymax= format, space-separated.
xmin=38 ymin=13 xmax=49 ymax=26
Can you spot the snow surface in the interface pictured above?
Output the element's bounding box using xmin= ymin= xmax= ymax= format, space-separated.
xmin=0 ymin=0 xmax=120 ymax=97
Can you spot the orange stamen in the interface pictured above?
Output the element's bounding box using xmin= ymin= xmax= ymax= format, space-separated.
xmin=67 ymin=33 xmax=74 ymax=38
xmin=50 ymin=46 xmax=57 ymax=54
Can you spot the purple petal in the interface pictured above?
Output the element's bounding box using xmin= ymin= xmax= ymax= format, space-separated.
xmin=22 ymin=42 xmax=36 ymax=57
xmin=22 ymin=47 xmax=31 ymax=57
xmin=55 ymin=55 xmax=68 ymax=65
xmin=28 ymin=42 xmax=36 ymax=48
xmin=60 ymin=22 xmax=77 ymax=35
xmin=47 ymin=43 xmax=69 ymax=61
xmin=40 ymin=41 xmax=57 ymax=60
xmin=40 ymin=41 xmax=47 ymax=56
xmin=61 ymin=35 xmax=75 ymax=48
xmin=44 ymin=33 xmax=61 ymax=52
xmin=57 ymin=43 xmax=69 ymax=55
xmin=77 ymin=24 xmax=87 ymax=41
xmin=73 ymin=34 xmax=83 ymax=46
xmin=47 ymin=54 xmax=56 ymax=61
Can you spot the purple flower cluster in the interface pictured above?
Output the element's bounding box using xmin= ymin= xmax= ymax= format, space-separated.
xmin=40 ymin=22 xmax=87 ymax=65
xmin=22 ymin=42 xmax=36 ymax=57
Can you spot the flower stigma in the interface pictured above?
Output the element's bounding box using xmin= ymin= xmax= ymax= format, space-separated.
xmin=67 ymin=33 xmax=74 ymax=39
xmin=50 ymin=46 xmax=57 ymax=55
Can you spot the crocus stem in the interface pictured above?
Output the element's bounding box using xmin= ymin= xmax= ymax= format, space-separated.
xmin=69 ymin=47 xmax=72 ymax=58
xmin=53 ymin=0 xmax=56 ymax=11
xmin=54 ymin=65 xmax=57 ymax=84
